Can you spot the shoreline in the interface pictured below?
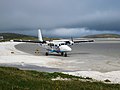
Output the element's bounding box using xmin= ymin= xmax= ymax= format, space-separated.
xmin=63 ymin=71 xmax=120 ymax=84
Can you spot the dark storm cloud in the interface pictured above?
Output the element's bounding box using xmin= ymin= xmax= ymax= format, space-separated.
xmin=0 ymin=0 xmax=120 ymax=37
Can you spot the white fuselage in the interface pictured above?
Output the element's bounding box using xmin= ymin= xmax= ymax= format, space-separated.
xmin=59 ymin=45 xmax=72 ymax=52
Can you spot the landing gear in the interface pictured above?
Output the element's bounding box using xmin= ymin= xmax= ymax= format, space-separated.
xmin=45 ymin=52 xmax=49 ymax=56
xmin=64 ymin=52 xmax=67 ymax=57
xmin=45 ymin=52 xmax=67 ymax=57
xmin=61 ymin=52 xmax=67 ymax=57
xmin=61 ymin=52 xmax=64 ymax=56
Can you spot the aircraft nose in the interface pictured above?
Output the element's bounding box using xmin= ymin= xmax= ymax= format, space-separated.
xmin=67 ymin=46 xmax=72 ymax=51
xmin=63 ymin=45 xmax=72 ymax=52
xmin=59 ymin=45 xmax=72 ymax=52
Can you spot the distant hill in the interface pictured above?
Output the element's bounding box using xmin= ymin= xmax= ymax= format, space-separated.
xmin=0 ymin=33 xmax=59 ymax=41
xmin=83 ymin=34 xmax=120 ymax=38
xmin=0 ymin=33 xmax=37 ymax=41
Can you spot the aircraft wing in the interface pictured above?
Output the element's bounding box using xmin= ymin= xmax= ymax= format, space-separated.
xmin=12 ymin=40 xmax=46 ymax=43
xmin=73 ymin=39 xmax=94 ymax=43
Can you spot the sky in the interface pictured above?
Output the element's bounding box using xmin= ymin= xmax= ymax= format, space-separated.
xmin=0 ymin=0 xmax=120 ymax=37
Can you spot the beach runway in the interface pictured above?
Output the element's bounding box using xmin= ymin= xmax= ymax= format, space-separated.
xmin=0 ymin=41 xmax=120 ymax=83
xmin=14 ymin=42 xmax=120 ymax=72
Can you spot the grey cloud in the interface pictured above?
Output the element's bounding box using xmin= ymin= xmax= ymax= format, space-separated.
xmin=0 ymin=0 xmax=120 ymax=37
xmin=43 ymin=28 xmax=120 ymax=38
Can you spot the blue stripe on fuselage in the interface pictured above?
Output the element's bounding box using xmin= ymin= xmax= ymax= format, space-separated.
xmin=49 ymin=49 xmax=63 ymax=53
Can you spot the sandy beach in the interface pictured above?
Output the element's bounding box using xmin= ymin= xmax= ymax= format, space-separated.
xmin=0 ymin=40 xmax=120 ymax=83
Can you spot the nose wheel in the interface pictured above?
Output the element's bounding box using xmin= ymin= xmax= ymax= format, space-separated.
xmin=61 ymin=52 xmax=67 ymax=57
xmin=64 ymin=52 xmax=67 ymax=57
xmin=45 ymin=52 xmax=49 ymax=56
xmin=46 ymin=52 xmax=67 ymax=57
xmin=61 ymin=52 xmax=64 ymax=56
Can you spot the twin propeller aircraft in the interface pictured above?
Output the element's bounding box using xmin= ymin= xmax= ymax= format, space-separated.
xmin=13 ymin=29 xmax=94 ymax=57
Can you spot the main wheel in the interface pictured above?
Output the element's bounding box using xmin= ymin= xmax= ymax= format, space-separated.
xmin=61 ymin=52 xmax=64 ymax=56
xmin=45 ymin=52 xmax=48 ymax=56
xmin=64 ymin=53 xmax=67 ymax=57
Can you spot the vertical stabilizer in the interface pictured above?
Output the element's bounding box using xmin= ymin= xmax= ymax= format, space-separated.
xmin=38 ymin=29 xmax=43 ymax=41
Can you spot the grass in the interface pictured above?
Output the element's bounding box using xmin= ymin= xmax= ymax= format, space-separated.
xmin=0 ymin=33 xmax=59 ymax=42
xmin=84 ymin=34 xmax=120 ymax=38
xmin=0 ymin=66 xmax=120 ymax=90
xmin=0 ymin=33 xmax=37 ymax=42
xmin=83 ymin=34 xmax=120 ymax=38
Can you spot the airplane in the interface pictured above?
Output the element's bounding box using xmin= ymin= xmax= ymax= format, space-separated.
xmin=13 ymin=29 xmax=94 ymax=57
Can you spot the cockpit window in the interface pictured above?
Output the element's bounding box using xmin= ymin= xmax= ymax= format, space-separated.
xmin=48 ymin=43 xmax=54 ymax=46
xmin=65 ymin=41 xmax=70 ymax=45
xmin=61 ymin=43 xmax=64 ymax=45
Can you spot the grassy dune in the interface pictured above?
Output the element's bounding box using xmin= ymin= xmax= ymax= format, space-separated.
xmin=0 ymin=33 xmax=37 ymax=42
xmin=83 ymin=34 xmax=120 ymax=38
xmin=0 ymin=66 xmax=120 ymax=90
xmin=0 ymin=33 xmax=59 ymax=42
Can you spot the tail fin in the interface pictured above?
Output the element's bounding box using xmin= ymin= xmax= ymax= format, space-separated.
xmin=38 ymin=29 xmax=43 ymax=41
xmin=71 ymin=37 xmax=73 ymax=42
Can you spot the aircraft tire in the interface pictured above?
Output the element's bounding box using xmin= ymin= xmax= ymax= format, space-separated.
xmin=64 ymin=53 xmax=67 ymax=57
xmin=61 ymin=52 xmax=64 ymax=56
xmin=45 ymin=52 xmax=48 ymax=56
